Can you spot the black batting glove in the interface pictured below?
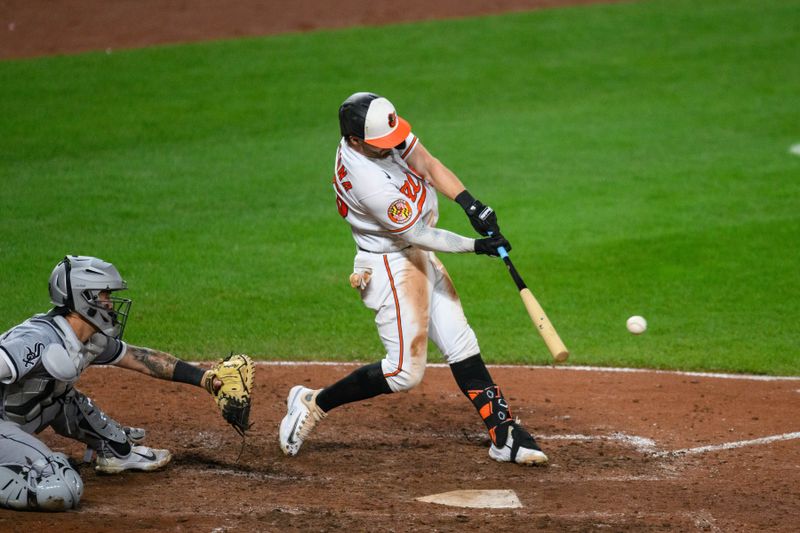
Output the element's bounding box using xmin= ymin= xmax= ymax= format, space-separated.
xmin=455 ymin=190 xmax=500 ymax=236
xmin=475 ymin=234 xmax=511 ymax=257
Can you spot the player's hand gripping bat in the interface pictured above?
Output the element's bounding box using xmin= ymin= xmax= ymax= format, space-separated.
xmin=492 ymin=236 xmax=569 ymax=362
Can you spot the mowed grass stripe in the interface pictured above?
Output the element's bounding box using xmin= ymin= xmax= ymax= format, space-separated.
xmin=1 ymin=0 xmax=798 ymax=373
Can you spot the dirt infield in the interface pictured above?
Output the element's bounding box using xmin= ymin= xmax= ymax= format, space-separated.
xmin=0 ymin=0 xmax=624 ymax=59
xmin=1 ymin=364 xmax=798 ymax=531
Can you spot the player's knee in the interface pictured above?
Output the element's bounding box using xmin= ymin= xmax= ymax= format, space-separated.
xmin=34 ymin=453 xmax=83 ymax=511
xmin=403 ymin=366 xmax=426 ymax=390
xmin=442 ymin=328 xmax=480 ymax=365
xmin=385 ymin=363 xmax=426 ymax=392
xmin=0 ymin=453 xmax=83 ymax=511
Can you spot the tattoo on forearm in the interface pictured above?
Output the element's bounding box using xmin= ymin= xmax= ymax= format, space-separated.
xmin=128 ymin=346 xmax=177 ymax=380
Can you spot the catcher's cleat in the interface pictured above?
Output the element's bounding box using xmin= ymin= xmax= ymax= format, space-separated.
xmin=488 ymin=423 xmax=548 ymax=466
xmin=95 ymin=446 xmax=172 ymax=474
xmin=279 ymin=386 xmax=326 ymax=456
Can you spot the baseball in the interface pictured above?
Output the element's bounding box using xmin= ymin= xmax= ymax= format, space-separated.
xmin=626 ymin=315 xmax=647 ymax=335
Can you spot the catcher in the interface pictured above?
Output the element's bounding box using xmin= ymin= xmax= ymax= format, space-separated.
xmin=0 ymin=255 xmax=253 ymax=511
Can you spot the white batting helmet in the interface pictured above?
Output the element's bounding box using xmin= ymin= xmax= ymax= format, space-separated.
xmin=339 ymin=92 xmax=412 ymax=149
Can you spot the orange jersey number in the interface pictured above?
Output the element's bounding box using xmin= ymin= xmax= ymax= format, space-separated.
xmin=399 ymin=173 xmax=421 ymax=202
xmin=334 ymin=153 xmax=351 ymax=217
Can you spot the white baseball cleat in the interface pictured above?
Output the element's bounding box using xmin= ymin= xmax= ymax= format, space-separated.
xmin=95 ymin=445 xmax=172 ymax=474
xmin=488 ymin=424 xmax=548 ymax=466
xmin=279 ymin=385 xmax=326 ymax=456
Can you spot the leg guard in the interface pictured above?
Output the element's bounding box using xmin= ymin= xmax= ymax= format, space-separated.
xmin=50 ymin=389 xmax=132 ymax=458
xmin=124 ymin=426 xmax=146 ymax=443
xmin=450 ymin=354 xmax=513 ymax=447
xmin=466 ymin=384 xmax=513 ymax=447
xmin=0 ymin=464 xmax=35 ymax=510
xmin=0 ymin=453 xmax=83 ymax=511
xmin=33 ymin=453 xmax=84 ymax=510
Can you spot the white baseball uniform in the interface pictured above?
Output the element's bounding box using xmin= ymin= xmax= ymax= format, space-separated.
xmin=333 ymin=133 xmax=480 ymax=392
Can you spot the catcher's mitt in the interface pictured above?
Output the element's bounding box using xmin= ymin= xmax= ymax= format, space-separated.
xmin=202 ymin=353 xmax=255 ymax=436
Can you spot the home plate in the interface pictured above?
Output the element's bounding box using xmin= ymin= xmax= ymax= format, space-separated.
xmin=416 ymin=489 xmax=522 ymax=509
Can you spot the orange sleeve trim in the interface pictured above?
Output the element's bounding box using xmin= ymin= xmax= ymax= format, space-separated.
xmin=382 ymin=255 xmax=404 ymax=378
xmin=401 ymin=136 xmax=418 ymax=159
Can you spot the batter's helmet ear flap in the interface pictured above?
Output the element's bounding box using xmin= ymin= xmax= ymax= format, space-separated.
xmin=339 ymin=92 xmax=379 ymax=139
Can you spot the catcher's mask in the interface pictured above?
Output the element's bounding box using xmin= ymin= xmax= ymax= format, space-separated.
xmin=48 ymin=255 xmax=132 ymax=339
xmin=338 ymin=92 xmax=411 ymax=149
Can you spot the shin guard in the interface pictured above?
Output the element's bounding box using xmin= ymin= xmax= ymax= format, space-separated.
xmin=450 ymin=355 xmax=513 ymax=447
xmin=466 ymin=385 xmax=513 ymax=447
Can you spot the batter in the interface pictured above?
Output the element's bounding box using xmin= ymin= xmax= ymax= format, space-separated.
xmin=279 ymin=92 xmax=548 ymax=466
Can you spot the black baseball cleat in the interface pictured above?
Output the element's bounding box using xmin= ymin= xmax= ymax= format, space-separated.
xmin=488 ymin=423 xmax=548 ymax=465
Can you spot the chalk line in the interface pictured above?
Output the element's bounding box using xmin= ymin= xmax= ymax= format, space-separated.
xmin=247 ymin=361 xmax=800 ymax=382
xmin=543 ymin=431 xmax=800 ymax=457
xmin=541 ymin=432 xmax=658 ymax=454
xmin=93 ymin=360 xmax=798 ymax=381
xmin=656 ymin=432 xmax=800 ymax=457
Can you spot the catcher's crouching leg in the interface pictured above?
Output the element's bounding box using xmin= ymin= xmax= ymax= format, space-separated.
xmin=0 ymin=454 xmax=84 ymax=511
xmin=0 ymin=421 xmax=83 ymax=511
xmin=50 ymin=389 xmax=171 ymax=474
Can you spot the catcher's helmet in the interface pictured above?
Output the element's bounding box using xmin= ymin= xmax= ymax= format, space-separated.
xmin=48 ymin=255 xmax=131 ymax=339
xmin=339 ymin=92 xmax=411 ymax=149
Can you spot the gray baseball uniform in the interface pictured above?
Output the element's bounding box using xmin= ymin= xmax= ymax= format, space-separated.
xmin=0 ymin=311 xmax=130 ymax=510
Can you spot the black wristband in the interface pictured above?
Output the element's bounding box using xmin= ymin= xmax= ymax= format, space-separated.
xmin=173 ymin=360 xmax=206 ymax=387
xmin=454 ymin=190 xmax=476 ymax=211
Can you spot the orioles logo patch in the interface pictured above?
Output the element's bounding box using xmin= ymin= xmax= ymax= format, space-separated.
xmin=388 ymin=112 xmax=397 ymax=128
xmin=387 ymin=199 xmax=412 ymax=224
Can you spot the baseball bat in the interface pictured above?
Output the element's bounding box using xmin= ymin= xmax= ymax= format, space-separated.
xmin=494 ymin=239 xmax=569 ymax=363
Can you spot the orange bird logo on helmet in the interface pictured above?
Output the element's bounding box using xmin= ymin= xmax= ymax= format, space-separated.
xmin=388 ymin=112 xmax=397 ymax=128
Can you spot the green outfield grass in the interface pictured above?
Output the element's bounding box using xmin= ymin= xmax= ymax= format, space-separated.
xmin=1 ymin=0 xmax=798 ymax=374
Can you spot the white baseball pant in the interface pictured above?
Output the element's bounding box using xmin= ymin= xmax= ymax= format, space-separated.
xmin=354 ymin=247 xmax=480 ymax=392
